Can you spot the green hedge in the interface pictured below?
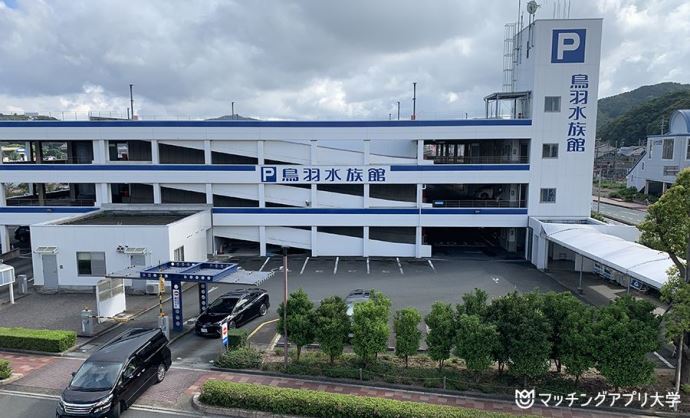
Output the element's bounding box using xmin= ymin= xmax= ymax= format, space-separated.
xmin=226 ymin=328 xmax=248 ymax=350
xmin=0 ymin=327 xmax=76 ymax=353
xmin=0 ymin=359 xmax=11 ymax=380
xmin=199 ymin=380 xmax=523 ymax=418
xmin=215 ymin=347 xmax=262 ymax=369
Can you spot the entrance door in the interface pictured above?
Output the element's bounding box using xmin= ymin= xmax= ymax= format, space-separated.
xmin=42 ymin=255 xmax=58 ymax=290
xmin=130 ymin=254 xmax=147 ymax=293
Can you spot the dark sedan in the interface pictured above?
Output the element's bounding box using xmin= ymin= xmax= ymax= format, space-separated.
xmin=195 ymin=288 xmax=269 ymax=337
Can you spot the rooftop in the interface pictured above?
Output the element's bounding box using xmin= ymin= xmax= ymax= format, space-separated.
xmin=59 ymin=210 xmax=195 ymax=226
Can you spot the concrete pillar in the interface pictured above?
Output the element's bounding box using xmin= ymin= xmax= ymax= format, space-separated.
xmin=415 ymin=226 xmax=422 ymax=258
xmin=363 ymin=184 xmax=369 ymax=208
xmin=311 ymin=226 xmax=318 ymax=257
xmin=310 ymin=140 xmax=317 ymax=164
xmin=25 ymin=141 xmax=32 ymax=162
xmin=535 ymin=234 xmax=549 ymax=270
xmin=96 ymin=183 xmax=111 ymax=206
xmin=259 ymin=226 xmax=267 ymax=256
xmin=363 ymin=140 xmax=370 ymax=165
xmin=205 ymin=184 xmax=213 ymax=204
xmin=36 ymin=141 xmax=43 ymax=163
xmin=204 ymin=140 xmax=212 ymax=165
xmin=258 ymin=141 xmax=265 ymax=164
xmin=0 ymin=225 xmax=10 ymax=254
xmin=153 ymin=183 xmax=162 ymax=204
xmin=310 ymin=184 xmax=317 ymax=208
xmin=93 ymin=140 xmax=107 ymax=164
xmin=258 ymin=184 xmax=265 ymax=208
xmin=37 ymin=184 xmax=46 ymax=206
xmin=417 ymin=139 xmax=424 ymax=164
xmin=363 ymin=226 xmax=369 ymax=257
xmin=151 ymin=140 xmax=159 ymax=164
xmin=0 ymin=183 xmax=5 ymax=206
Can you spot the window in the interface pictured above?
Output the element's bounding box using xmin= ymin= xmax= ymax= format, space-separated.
xmin=662 ymin=138 xmax=674 ymax=159
xmin=542 ymin=143 xmax=559 ymax=158
xmin=540 ymin=188 xmax=556 ymax=203
xmin=544 ymin=96 xmax=561 ymax=112
xmin=173 ymin=246 xmax=185 ymax=262
xmin=686 ymin=139 xmax=690 ymax=159
xmin=77 ymin=252 xmax=106 ymax=276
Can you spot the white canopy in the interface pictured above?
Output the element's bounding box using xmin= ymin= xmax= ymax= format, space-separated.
xmin=542 ymin=223 xmax=676 ymax=289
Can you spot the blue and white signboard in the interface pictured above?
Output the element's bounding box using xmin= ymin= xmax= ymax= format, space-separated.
xmin=261 ymin=165 xmax=388 ymax=184
xmin=565 ymin=74 xmax=589 ymax=152
xmin=551 ymin=29 xmax=586 ymax=63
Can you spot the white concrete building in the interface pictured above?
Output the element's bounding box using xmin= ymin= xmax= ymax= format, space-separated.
xmin=0 ymin=18 xmax=605 ymax=287
xmin=627 ymin=109 xmax=690 ymax=195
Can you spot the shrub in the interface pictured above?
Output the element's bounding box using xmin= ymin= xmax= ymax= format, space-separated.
xmin=276 ymin=289 xmax=315 ymax=361
xmin=199 ymin=379 xmax=518 ymax=418
xmin=215 ymin=347 xmax=262 ymax=369
xmin=352 ymin=290 xmax=391 ymax=367
xmin=425 ymin=302 xmax=455 ymax=370
xmin=0 ymin=327 xmax=76 ymax=353
xmin=226 ymin=328 xmax=248 ymax=350
xmin=393 ymin=307 xmax=421 ymax=367
xmin=0 ymin=359 xmax=11 ymax=380
xmin=314 ymin=296 xmax=350 ymax=364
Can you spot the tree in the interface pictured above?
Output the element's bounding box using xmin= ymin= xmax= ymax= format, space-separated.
xmin=661 ymin=267 xmax=690 ymax=392
xmin=561 ymin=306 xmax=596 ymax=384
xmin=541 ymin=292 xmax=583 ymax=373
xmin=351 ymin=290 xmax=391 ymax=367
xmin=314 ymin=296 xmax=350 ymax=364
xmin=276 ymin=288 xmax=315 ymax=362
xmin=454 ymin=314 xmax=498 ymax=379
xmin=508 ymin=295 xmax=552 ymax=386
xmin=424 ymin=302 xmax=455 ymax=370
xmin=457 ymin=288 xmax=489 ymax=318
xmin=394 ymin=308 xmax=422 ymax=368
xmin=594 ymin=296 xmax=660 ymax=389
xmin=486 ymin=293 xmax=519 ymax=373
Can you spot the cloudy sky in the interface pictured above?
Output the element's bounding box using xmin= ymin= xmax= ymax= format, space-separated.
xmin=0 ymin=0 xmax=688 ymax=120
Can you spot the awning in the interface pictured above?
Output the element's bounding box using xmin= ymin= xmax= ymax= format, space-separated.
xmin=542 ymin=223 xmax=677 ymax=289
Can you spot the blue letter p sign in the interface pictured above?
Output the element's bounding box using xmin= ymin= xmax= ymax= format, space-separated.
xmin=261 ymin=166 xmax=277 ymax=182
xmin=551 ymin=29 xmax=586 ymax=63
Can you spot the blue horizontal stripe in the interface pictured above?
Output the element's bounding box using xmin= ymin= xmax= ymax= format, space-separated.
xmin=0 ymin=164 xmax=256 ymax=171
xmin=391 ymin=164 xmax=529 ymax=171
xmin=0 ymin=207 xmax=98 ymax=213
xmin=0 ymin=119 xmax=532 ymax=128
xmin=213 ymin=208 xmax=526 ymax=215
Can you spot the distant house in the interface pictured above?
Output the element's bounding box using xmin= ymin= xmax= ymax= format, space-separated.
xmin=594 ymin=141 xmax=645 ymax=180
xmin=627 ymin=109 xmax=690 ymax=195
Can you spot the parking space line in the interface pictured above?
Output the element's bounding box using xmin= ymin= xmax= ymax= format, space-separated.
xmin=396 ymin=257 xmax=404 ymax=275
xmin=300 ymin=257 xmax=310 ymax=275
xmin=333 ymin=256 xmax=339 ymax=275
xmin=427 ymin=259 xmax=436 ymax=272
xmin=268 ymin=332 xmax=281 ymax=352
xmin=654 ymin=351 xmax=673 ymax=368
xmin=248 ymin=318 xmax=279 ymax=340
xmin=259 ymin=257 xmax=271 ymax=272
xmin=366 ymin=257 xmax=370 ymax=274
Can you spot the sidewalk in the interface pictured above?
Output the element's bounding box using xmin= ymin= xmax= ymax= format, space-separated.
xmin=592 ymin=195 xmax=648 ymax=211
xmin=0 ymin=351 xmax=660 ymax=417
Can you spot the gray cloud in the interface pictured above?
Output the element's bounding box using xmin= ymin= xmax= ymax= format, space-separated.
xmin=0 ymin=0 xmax=689 ymax=120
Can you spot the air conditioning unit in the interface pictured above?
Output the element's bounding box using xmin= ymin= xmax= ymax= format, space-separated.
xmin=145 ymin=283 xmax=159 ymax=295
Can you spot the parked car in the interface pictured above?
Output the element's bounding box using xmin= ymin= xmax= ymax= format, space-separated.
xmin=14 ymin=225 xmax=30 ymax=247
xmin=57 ymin=328 xmax=171 ymax=418
xmin=195 ymin=288 xmax=269 ymax=337
xmin=345 ymin=288 xmax=372 ymax=318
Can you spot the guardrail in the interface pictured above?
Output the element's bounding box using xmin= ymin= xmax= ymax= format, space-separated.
xmin=429 ymin=199 xmax=526 ymax=208
xmin=426 ymin=155 xmax=530 ymax=164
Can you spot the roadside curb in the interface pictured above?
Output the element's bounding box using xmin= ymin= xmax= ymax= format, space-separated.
xmin=205 ymin=367 xmax=678 ymax=417
xmin=0 ymin=373 xmax=24 ymax=386
xmin=191 ymin=393 xmax=301 ymax=418
xmin=0 ymin=347 xmax=74 ymax=357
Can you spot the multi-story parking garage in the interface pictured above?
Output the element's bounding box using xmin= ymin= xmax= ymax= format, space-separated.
xmin=0 ymin=18 xmax=609 ymax=288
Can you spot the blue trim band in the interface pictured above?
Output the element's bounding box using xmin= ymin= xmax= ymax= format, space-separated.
xmin=0 ymin=119 xmax=532 ymax=128
xmin=212 ymin=208 xmax=527 ymax=215
xmin=0 ymin=207 xmax=98 ymax=213
xmin=0 ymin=164 xmax=256 ymax=171
xmin=391 ymin=164 xmax=529 ymax=171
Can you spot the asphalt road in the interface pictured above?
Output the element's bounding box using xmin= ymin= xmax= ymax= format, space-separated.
xmin=591 ymin=201 xmax=646 ymax=225
xmin=0 ymin=389 xmax=202 ymax=418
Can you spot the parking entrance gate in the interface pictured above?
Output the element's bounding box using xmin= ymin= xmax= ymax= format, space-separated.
xmin=109 ymin=261 xmax=272 ymax=332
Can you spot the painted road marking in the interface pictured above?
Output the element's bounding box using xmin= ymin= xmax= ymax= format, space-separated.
xmin=248 ymin=318 xmax=279 ymax=340
xmin=268 ymin=333 xmax=281 ymax=352
xmin=259 ymin=257 xmax=271 ymax=272
xmin=366 ymin=257 xmax=370 ymax=274
xmin=396 ymin=257 xmax=404 ymax=275
xmin=333 ymin=257 xmax=340 ymax=275
xmin=300 ymin=257 xmax=310 ymax=275
xmin=427 ymin=259 xmax=436 ymax=272
xmin=208 ymin=286 xmax=218 ymax=294
xmin=654 ymin=351 xmax=673 ymax=368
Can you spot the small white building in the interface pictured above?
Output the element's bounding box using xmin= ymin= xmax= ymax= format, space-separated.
xmin=627 ymin=109 xmax=690 ymax=195
xmin=30 ymin=206 xmax=211 ymax=290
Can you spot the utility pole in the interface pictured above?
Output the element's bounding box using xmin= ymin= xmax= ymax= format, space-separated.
xmin=396 ymin=101 xmax=400 ymax=120
xmin=129 ymin=84 xmax=134 ymax=120
xmin=231 ymin=102 xmax=235 ymax=120
xmin=282 ymin=246 xmax=289 ymax=368
xmin=412 ymin=82 xmax=417 ymax=120
xmin=596 ymin=144 xmax=602 ymax=214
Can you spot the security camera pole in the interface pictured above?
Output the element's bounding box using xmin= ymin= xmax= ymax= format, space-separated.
xmin=282 ymin=246 xmax=289 ymax=367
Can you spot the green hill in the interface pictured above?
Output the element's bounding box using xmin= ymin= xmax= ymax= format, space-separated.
xmin=597 ymin=83 xmax=690 ymax=146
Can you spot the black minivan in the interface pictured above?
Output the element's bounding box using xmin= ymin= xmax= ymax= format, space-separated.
xmin=57 ymin=328 xmax=171 ymax=418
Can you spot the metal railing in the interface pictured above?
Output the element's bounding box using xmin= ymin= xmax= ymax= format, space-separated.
xmin=429 ymin=199 xmax=526 ymax=208
xmin=5 ymin=198 xmax=96 ymax=207
xmin=1 ymin=158 xmax=94 ymax=164
xmin=427 ymin=155 xmax=529 ymax=164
